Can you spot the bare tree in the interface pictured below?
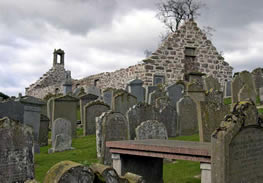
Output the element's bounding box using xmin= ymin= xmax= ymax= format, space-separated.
xmin=157 ymin=0 xmax=205 ymax=32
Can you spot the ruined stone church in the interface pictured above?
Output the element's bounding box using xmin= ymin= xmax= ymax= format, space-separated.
xmin=26 ymin=21 xmax=233 ymax=99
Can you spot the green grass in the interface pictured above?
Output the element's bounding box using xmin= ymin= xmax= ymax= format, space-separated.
xmin=223 ymin=97 xmax=232 ymax=105
xmin=77 ymin=106 xmax=81 ymax=121
xmin=35 ymin=133 xmax=200 ymax=183
xmin=258 ymin=108 xmax=263 ymax=115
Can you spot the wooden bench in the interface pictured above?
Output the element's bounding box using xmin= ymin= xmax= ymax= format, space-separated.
xmin=107 ymin=140 xmax=211 ymax=183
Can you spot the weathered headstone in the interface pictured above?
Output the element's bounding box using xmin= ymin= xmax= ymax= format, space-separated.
xmin=186 ymin=80 xmax=206 ymax=104
xmin=156 ymin=104 xmax=177 ymax=137
xmin=232 ymin=71 xmax=257 ymax=104
xmin=19 ymin=96 xmax=45 ymax=153
xmin=155 ymin=96 xmax=170 ymax=109
xmin=204 ymin=75 xmax=221 ymax=91
xmin=165 ymin=83 xmax=184 ymax=108
xmin=86 ymin=86 xmax=101 ymax=97
xmin=148 ymin=88 xmax=166 ymax=106
xmin=79 ymin=93 xmax=99 ymax=125
xmin=211 ymin=101 xmax=263 ymax=183
xmin=205 ymin=89 xmax=223 ymax=104
xmin=126 ymin=103 xmax=158 ymax=140
xmin=260 ymin=87 xmax=263 ymax=104
xmin=0 ymin=117 xmax=34 ymax=182
xmin=102 ymin=88 xmax=114 ymax=107
xmin=0 ymin=99 xmax=24 ymax=123
xmin=238 ymin=84 xmax=257 ymax=103
xmin=38 ymin=114 xmax=49 ymax=147
xmin=251 ymin=67 xmax=263 ymax=95
xmin=224 ymin=81 xmax=232 ymax=97
xmin=127 ymin=79 xmax=145 ymax=102
xmin=145 ymin=86 xmax=157 ymax=103
xmin=177 ymin=96 xmax=198 ymax=136
xmin=101 ymin=111 xmax=129 ymax=165
xmin=135 ymin=120 xmax=168 ymax=140
xmin=83 ymin=100 xmax=109 ymax=136
xmin=197 ymin=101 xmax=230 ymax=142
xmin=44 ymin=161 xmax=95 ymax=183
xmin=47 ymin=97 xmax=54 ymax=128
xmin=49 ymin=118 xmax=74 ymax=153
xmin=112 ymin=91 xmax=137 ymax=115
xmin=52 ymin=95 xmax=78 ymax=137
xmin=96 ymin=112 xmax=108 ymax=158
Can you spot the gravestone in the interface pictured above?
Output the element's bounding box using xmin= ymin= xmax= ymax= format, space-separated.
xmin=205 ymin=89 xmax=223 ymax=104
xmin=79 ymin=93 xmax=99 ymax=125
xmin=127 ymin=79 xmax=145 ymax=102
xmin=49 ymin=118 xmax=74 ymax=153
xmin=38 ymin=114 xmax=49 ymax=147
xmin=112 ymin=91 xmax=137 ymax=115
xmin=18 ymin=96 xmax=46 ymax=153
xmin=251 ymin=67 xmax=263 ymax=95
xmin=148 ymin=88 xmax=166 ymax=106
xmin=197 ymin=101 xmax=230 ymax=142
xmin=238 ymin=84 xmax=257 ymax=103
xmin=102 ymin=88 xmax=114 ymax=107
xmin=0 ymin=99 xmax=24 ymax=123
xmin=204 ymin=75 xmax=221 ymax=91
xmin=186 ymin=80 xmax=206 ymax=104
xmin=0 ymin=117 xmax=34 ymax=182
xmin=156 ymin=104 xmax=177 ymax=137
xmin=44 ymin=161 xmax=94 ymax=183
xmin=47 ymin=97 xmax=54 ymax=128
xmin=224 ymin=81 xmax=232 ymax=97
xmin=83 ymin=100 xmax=109 ymax=136
xmin=145 ymin=86 xmax=157 ymax=103
xmin=155 ymin=96 xmax=170 ymax=109
xmin=135 ymin=120 xmax=168 ymax=140
xmin=101 ymin=111 xmax=129 ymax=165
xmin=211 ymin=101 xmax=263 ymax=183
xmin=177 ymin=96 xmax=198 ymax=136
xmin=52 ymin=95 xmax=78 ymax=137
xmin=86 ymin=86 xmax=101 ymax=97
xmin=126 ymin=103 xmax=158 ymax=140
xmin=260 ymin=87 xmax=263 ymax=104
xmin=96 ymin=112 xmax=109 ymax=158
xmin=232 ymin=71 xmax=257 ymax=105
xmin=166 ymin=83 xmax=184 ymax=108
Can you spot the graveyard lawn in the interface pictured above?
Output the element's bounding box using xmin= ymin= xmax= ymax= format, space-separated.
xmin=35 ymin=132 xmax=200 ymax=183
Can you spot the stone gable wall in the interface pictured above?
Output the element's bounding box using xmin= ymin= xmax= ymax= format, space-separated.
xmin=75 ymin=21 xmax=233 ymax=90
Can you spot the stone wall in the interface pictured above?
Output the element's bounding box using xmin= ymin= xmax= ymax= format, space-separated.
xmin=75 ymin=21 xmax=233 ymax=91
xmin=26 ymin=64 xmax=68 ymax=99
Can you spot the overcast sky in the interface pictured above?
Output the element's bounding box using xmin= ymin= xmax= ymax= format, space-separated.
xmin=1 ymin=0 xmax=263 ymax=97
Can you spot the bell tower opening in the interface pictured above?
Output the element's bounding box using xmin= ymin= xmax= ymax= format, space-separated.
xmin=53 ymin=48 xmax=65 ymax=67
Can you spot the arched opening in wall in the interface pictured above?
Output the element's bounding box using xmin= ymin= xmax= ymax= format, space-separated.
xmin=57 ymin=54 xmax=62 ymax=64
xmin=55 ymin=88 xmax=59 ymax=95
xmin=153 ymin=75 xmax=165 ymax=86
xmin=94 ymin=79 xmax=99 ymax=87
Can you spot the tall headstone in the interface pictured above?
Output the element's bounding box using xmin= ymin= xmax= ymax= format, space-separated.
xmin=205 ymin=89 xmax=223 ymax=104
xmin=165 ymin=83 xmax=184 ymax=108
xmin=127 ymin=79 xmax=145 ymax=102
xmin=102 ymin=88 xmax=114 ymax=107
xmin=112 ymin=91 xmax=137 ymax=115
xmin=224 ymin=81 xmax=232 ymax=98
xmin=126 ymin=103 xmax=158 ymax=140
xmin=238 ymin=84 xmax=257 ymax=103
xmin=232 ymin=71 xmax=257 ymax=105
xmin=148 ymin=88 xmax=166 ymax=106
xmin=52 ymin=95 xmax=78 ymax=137
xmin=251 ymin=67 xmax=263 ymax=95
xmin=0 ymin=117 xmax=34 ymax=182
xmin=83 ymin=100 xmax=109 ymax=136
xmin=47 ymin=97 xmax=54 ymax=128
xmin=145 ymin=86 xmax=157 ymax=104
xmin=49 ymin=118 xmax=74 ymax=153
xmin=135 ymin=120 xmax=168 ymax=140
xmin=86 ymin=86 xmax=101 ymax=97
xmin=204 ymin=75 xmax=221 ymax=91
xmin=101 ymin=111 xmax=129 ymax=165
xmin=260 ymin=87 xmax=263 ymax=104
xmin=38 ymin=114 xmax=49 ymax=147
xmin=211 ymin=101 xmax=262 ymax=183
xmin=79 ymin=93 xmax=99 ymax=125
xmin=0 ymin=99 xmax=24 ymax=122
xmin=156 ymin=104 xmax=177 ymax=137
xmin=96 ymin=112 xmax=108 ymax=158
xmin=19 ymin=96 xmax=46 ymax=153
xmin=186 ymin=80 xmax=206 ymax=104
xmin=177 ymin=96 xmax=198 ymax=136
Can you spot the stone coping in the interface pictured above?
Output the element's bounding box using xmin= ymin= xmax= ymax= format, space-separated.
xmin=107 ymin=140 xmax=211 ymax=163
